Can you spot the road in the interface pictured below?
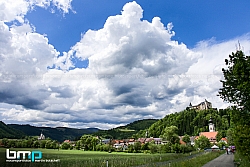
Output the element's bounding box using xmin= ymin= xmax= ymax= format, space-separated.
xmin=202 ymin=153 xmax=235 ymax=167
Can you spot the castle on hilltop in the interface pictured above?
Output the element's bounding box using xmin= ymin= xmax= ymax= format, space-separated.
xmin=187 ymin=99 xmax=216 ymax=111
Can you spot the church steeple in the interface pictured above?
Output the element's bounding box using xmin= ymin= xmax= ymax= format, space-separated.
xmin=208 ymin=117 xmax=215 ymax=132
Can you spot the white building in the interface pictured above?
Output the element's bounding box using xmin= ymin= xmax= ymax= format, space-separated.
xmin=38 ymin=132 xmax=45 ymax=140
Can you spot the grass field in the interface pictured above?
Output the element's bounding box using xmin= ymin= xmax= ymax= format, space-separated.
xmin=0 ymin=148 xmax=190 ymax=167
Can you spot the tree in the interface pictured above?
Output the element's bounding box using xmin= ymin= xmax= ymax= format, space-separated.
xmin=1 ymin=138 xmax=8 ymax=147
xmin=226 ymin=128 xmax=234 ymax=146
xmin=195 ymin=135 xmax=210 ymax=149
xmin=80 ymin=135 xmax=93 ymax=151
xmin=141 ymin=142 xmax=149 ymax=150
xmin=182 ymin=134 xmax=190 ymax=145
xmin=75 ymin=140 xmax=81 ymax=150
xmin=133 ymin=142 xmax=141 ymax=153
xmin=33 ymin=141 xmax=40 ymax=148
xmin=40 ymin=140 xmax=46 ymax=148
xmin=216 ymin=131 xmax=223 ymax=142
xmin=159 ymin=143 xmax=171 ymax=153
xmin=61 ymin=142 xmax=70 ymax=150
xmin=91 ymin=137 xmax=99 ymax=151
xmin=218 ymin=50 xmax=250 ymax=160
xmin=217 ymin=141 xmax=227 ymax=149
xmin=160 ymin=126 xmax=180 ymax=145
xmin=51 ymin=140 xmax=58 ymax=149
xmin=233 ymin=125 xmax=250 ymax=158
xmin=80 ymin=135 xmax=99 ymax=151
xmin=219 ymin=50 xmax=250 ymax=111
xmin=148 ymin=143 xmax=159 ymax=154
xmin=45 ymin=140 xmax=52 ymax=149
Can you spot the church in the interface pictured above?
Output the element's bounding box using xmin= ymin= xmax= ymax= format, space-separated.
xmin=38 ymin=131 xmax=45 ymax=140
xmin=196 ymin=117 xmax=218 ymax=143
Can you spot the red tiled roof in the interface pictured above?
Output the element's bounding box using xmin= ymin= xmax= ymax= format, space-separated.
xmin=221 ymin=138 xmax=227 ymax=142
xmin=64 ymin=140 xmax=70 ymax=143
xmin=199 ymin=132 xmax=218 ymax=139
xmin=180 ymin=140 xmax=186 ymax=145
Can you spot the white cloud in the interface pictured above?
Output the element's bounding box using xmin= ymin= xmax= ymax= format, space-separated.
xmin=1 ymin=1 xmax=250 ymax=130
xmin=0 ymin=0 xmax=73 ymax=23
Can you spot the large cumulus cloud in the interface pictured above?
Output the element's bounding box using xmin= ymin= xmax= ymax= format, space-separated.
xmin=1 ymin=1 xmax=250 ymax=129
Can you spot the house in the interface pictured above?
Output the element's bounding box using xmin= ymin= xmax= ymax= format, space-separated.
xmin=190 ymin=136 xmax=196 ymax=146
xmin=199 ymin=132 xmax=218 ymax=143
xmin=128 ymin=139 xmax=135 ymax=145
xmin=137 ymin=137 xmax=163 ymax=145
xmin=64 ymin=140 xmax=71 ymax=143
xmin=153 ymin=138 xmax=162 ymax=145
xmin=179 ymin=136 xmax=196 ymax=146
xmin=220 ymin=138 xmax=228 ymax=144
xmin=113 ymin=143 xmax=124 ymax=148
xmin=63 ymin=140 xmax=76 ymax=146
xmin=101 ymin=139 xmax=111 ymax=144
xmin=137 ymin=138 xmax=146 ymax=144
xmin=145 ymin=137 xmax=154 ymax=143
xmin=179 ymin=139 xmax=186 ymax=145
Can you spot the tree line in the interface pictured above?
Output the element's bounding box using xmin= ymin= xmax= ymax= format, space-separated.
xmin=132 ymin=108 xmax=233 ymax=141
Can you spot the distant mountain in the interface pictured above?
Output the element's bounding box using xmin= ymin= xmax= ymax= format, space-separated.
xmin=93 ymin=119 xmax=158 ymax=139
xmin=0 ymin=121 xmax=25 ymax=139
xmin=2 ymin=119 xmax=158 ymax=141
xmin=7 ymin=124 xmax=99 ymax=142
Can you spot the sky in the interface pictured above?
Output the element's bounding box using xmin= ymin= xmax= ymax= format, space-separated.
xmin=1 ymin=0 xmax=250 ymax=130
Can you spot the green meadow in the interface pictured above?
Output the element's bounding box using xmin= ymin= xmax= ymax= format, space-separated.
xmin=0 ymin=148 xmax=189 ymax=167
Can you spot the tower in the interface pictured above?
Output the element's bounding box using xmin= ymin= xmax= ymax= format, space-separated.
xmin=208 ymin=117 xmax=215 ymax=132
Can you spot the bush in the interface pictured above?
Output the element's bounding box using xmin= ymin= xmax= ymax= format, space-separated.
xmin=160 ymin=143 xmax=171 ymax=153
xmin=61 ymin=142 xmax=70 ymax=150
xmin=149 ymin=144 xmax=159 ymax=154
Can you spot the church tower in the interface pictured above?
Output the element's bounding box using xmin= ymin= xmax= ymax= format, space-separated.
xmin=208 ymin=117 xmax=215 ymax=132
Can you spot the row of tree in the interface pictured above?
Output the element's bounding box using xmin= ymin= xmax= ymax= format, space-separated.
xmin=218 ymin=50 xmax=250 ymax=161
xmin=0 ymin=137 xmax=59 ymax=149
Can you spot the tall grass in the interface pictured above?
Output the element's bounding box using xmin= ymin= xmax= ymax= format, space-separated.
xmin=234 ymin=152 xmax=250 ymax=167
xmin=0 ymin=148 xmax=190 ymax=167
xmin=167 ymin=151 xmax=224 ymax=167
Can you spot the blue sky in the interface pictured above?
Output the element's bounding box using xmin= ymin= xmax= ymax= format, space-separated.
xmin=26 ymin=0 xmax=250 ymax=52
xmin=0 ymin=0 xmax=250 ymax=129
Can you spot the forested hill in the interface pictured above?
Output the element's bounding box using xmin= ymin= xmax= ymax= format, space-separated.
xmin=7 ymin=124 xmax=99 ymax=142
xmin=134 ymin=108 xmax=233 ymax=138
xmin=93 ymin=119 xmax=158 ymax=139
xmin=0 ymin=121 xmax=25 ymax=139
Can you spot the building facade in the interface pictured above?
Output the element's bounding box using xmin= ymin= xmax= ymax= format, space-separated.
xmin=188 ymin=99 xmax=213 ymax=110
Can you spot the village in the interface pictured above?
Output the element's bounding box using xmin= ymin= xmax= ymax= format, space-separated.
xmin=36 ymin=100 xmax=231 ymax=153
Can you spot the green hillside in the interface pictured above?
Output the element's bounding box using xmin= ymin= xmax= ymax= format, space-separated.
xmin=0 ymin=121 xmax=25 ymax=139
xmin=137 ymin=108 xmax=233 ymax=138
xmin=7 ymin=124 xmax=99 ymax=142
xmin=93 ymin=119 xmax=158 ymax=139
